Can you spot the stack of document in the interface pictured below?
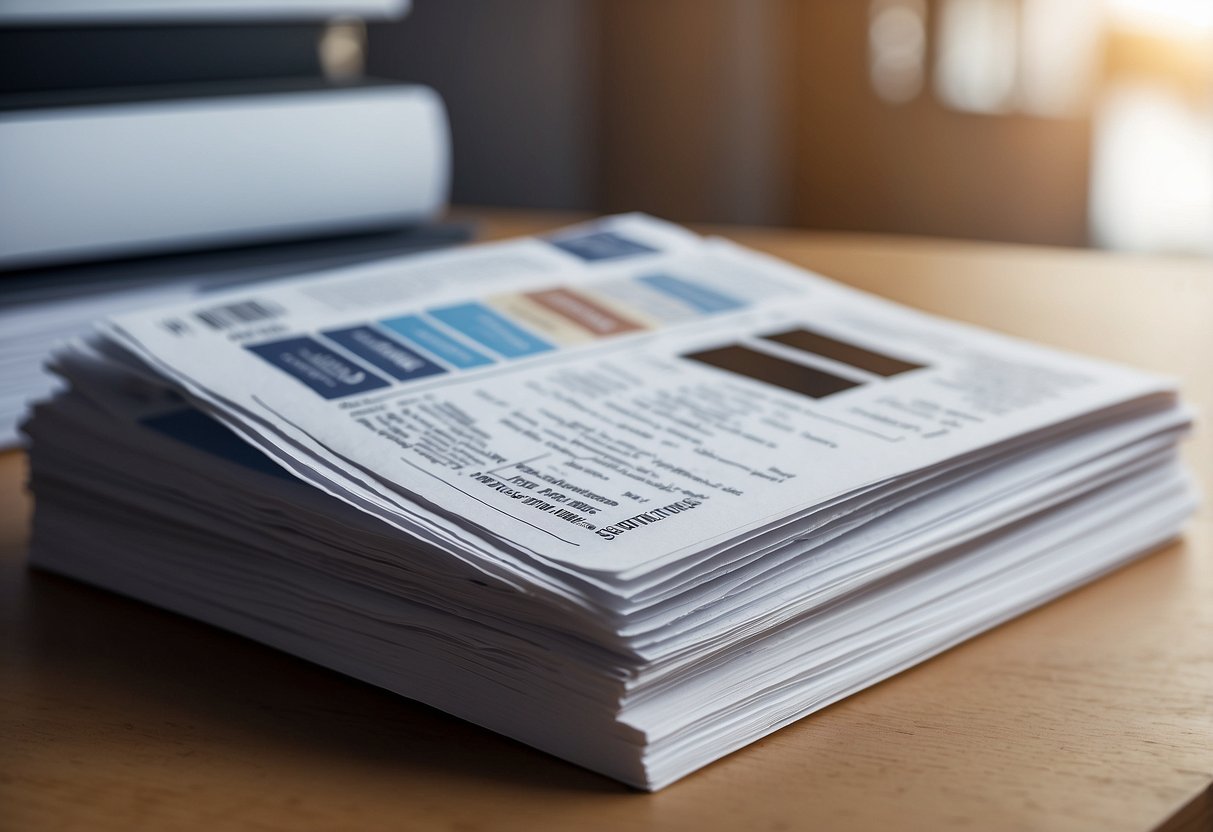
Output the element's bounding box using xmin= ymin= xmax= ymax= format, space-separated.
xmin=24 ymin=215 xmax=1196 ymax=790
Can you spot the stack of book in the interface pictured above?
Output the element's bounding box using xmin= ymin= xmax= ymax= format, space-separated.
xmin=24 ymin=214 xmax=1196 ymax=789
xmin=0 ymin=0 xmax=452 ymax=445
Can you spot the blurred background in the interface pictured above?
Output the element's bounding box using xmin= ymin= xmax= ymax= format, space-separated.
xmin=369 ymin=0 xmax=1213 ymax=255
xmin=2 ymin=1 xmax=1209 ymax=451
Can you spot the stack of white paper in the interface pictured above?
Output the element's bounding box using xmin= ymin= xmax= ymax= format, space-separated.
xmin=23 ymin=215 xmax=1196 ymax=790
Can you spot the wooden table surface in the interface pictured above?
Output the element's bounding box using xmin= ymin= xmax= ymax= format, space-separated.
xmin=3 ymin=212 xmax=1211 ymax=832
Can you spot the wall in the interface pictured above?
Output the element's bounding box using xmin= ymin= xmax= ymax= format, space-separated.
xmin=367 ymin=0 xmax=600 ymax=210
xmin=370 ymin=0 xmax=1094 ymax=245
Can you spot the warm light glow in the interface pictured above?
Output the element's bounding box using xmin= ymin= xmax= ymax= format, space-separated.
xmin=1090 ymin=84 xmax=1213 ymax=254
xmin=1106 ymin=0 xmax=1213 ymax=36
xmin=869 ymin=0 xmax=927 ymax=103
xmin=935 ymin=0 xmax=1018 ymax=114
xmin=1019 ymin=0 xmax=1102 ymax=117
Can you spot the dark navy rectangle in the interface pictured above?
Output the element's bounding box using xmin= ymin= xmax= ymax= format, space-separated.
xmin=549 ymin=230 xmax=658 ymax=261
xmin=141 ymin=408 xmax=290 ymax=480
xmin=246 ymin=335 xmax=390 ymax=399
xmin=321 ymin=325 xmax=447 ymax=382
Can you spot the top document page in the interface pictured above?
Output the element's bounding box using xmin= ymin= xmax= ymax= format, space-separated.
xmin=104 ymin=215 xmax=1174 ymax=577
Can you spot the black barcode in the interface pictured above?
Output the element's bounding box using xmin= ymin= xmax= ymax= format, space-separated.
xmin=195 ymin=300 xmax=283 ymax=330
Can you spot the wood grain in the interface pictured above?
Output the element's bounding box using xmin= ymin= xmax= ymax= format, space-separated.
xmin=2 ymin=212 xmax=1211 ymax=831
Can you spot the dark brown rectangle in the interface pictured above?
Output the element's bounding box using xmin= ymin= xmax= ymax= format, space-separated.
xmin=685 ymin=344 xmax=861 ymax=399
xmin=763 ymin=328 xmax=924 ymax=377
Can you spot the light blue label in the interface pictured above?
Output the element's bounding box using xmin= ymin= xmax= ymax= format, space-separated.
xmin=379 ymin=314 xmax=495 ymax=369
xmin=427 ymin=302 xmax=554 ymax=359
xmin=637 ymin=274 xmax=747 ymax=314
